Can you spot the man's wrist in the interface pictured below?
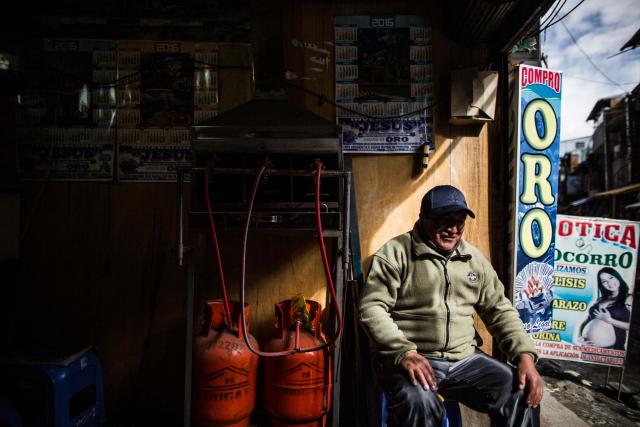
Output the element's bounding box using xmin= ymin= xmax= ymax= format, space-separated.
xmin=398 ymin=349 xmax=418 ymax=364
xmin=518 ymin=352 xmax=536 ymax=364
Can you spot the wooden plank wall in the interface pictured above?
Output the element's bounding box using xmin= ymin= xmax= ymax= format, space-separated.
xmin=17 ymin=181 xmax=188 ymax=420
xmin=12 ymin=45 xmax=259 ymax=423
xmin=283 ymin=0 xmax=499 ymax=353
xmin=283 ymin=2 xmax=504 ymax=425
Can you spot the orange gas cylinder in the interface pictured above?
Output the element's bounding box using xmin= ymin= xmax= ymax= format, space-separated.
xmin=192 ymin=300 xmax=259 ymax=427
xmin=263 ymin=299 xmax=331 ymax=427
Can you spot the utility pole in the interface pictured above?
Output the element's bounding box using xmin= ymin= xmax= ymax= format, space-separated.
xmin=603 ymin=107 xmax=610 ymax=191
xmin=624 ymin=95 xmax=632 ymax=184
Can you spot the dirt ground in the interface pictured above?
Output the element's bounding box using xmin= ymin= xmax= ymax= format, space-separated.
xmin=539 ymin=358 xmax=640 ymax=426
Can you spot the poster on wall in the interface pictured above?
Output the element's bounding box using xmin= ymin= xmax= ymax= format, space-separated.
xmin=533 ymin=215 xmax=639 ymax=366
xmin=140 ymin=52 xmax=194 ymax=126
xmin=17 ymin=128 xmax=115 ymax=181
xmin=117 ymin=41 xmax=218 ymax=181
xmin=117 ymin=129 xmax=191 ymax=181
xmin=334 ymin=15 xmax=433 ymax=153
xmin=511 ymin=65 xmax=562 ymax=334
xmin=16 ymin=39 xmax=117 ymax=181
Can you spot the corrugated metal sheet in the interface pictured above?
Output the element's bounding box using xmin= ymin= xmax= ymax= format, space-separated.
xmin=442 ymin=0 xmax=554 ymax=49
xmin=621 ymin=28 xmax=640 ymax=51
xmin=445 ymin=0 xmax=516 ymax=43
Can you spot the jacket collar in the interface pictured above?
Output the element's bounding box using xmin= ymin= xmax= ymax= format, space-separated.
xmin=410 ymin=221 xmax=472 ymax=261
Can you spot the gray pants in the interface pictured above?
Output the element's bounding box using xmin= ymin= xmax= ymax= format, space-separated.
xmin=381 ymin=350 xmax=540 ymax=427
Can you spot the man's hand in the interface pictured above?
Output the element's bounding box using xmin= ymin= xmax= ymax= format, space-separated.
xmin=518 ymin=353 xmax=544 ymax=407
xmin=399 ymin=350 xmax=437 ymax=391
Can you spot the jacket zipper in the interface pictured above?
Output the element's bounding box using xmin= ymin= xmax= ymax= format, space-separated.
xmin=442 ymin=259 xmax=451 ymax=351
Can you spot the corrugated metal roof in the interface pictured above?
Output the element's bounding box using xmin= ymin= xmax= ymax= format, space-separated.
xmin=586 ymin=94 xmax=625 ymax=122
xmin=442 ymin=0 xmax=555 ymax=51
xmin=621 ymin=27 xmax=640 ymax=52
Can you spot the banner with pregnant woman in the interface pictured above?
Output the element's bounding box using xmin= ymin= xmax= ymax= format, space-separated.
xmin=532 ymin=215 xmax=639 ymax=366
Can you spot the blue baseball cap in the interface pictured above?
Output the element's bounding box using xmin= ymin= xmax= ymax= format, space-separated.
xmin=420 ymin=185 xmax=475 ymax=218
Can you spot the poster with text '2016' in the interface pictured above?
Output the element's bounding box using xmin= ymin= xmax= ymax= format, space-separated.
xmin=533 ymin=215 xmax=639 ymax=367
xmin=334 ymin=15 xmax=433 ymax=153
xmin=116 ymin=40 xmax=218 ymax=182
xmin=16 ymin=39 xmax=117 ymax=181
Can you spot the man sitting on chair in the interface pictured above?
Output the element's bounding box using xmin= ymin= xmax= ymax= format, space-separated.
xmin=358 ymin=185 xmax=543 ymax=426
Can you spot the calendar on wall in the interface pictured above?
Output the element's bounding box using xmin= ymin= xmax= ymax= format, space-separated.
xmin=16 ymin=39 xmax=117 ymax=181
xmin=334 ymin=15 xmax=434 ymax=154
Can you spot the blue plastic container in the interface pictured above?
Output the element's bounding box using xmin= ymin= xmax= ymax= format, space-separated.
xmin=0 ymin=397 xmax=22 ymax=427
xmin=1 ymin=347 xmax=106 ymax=427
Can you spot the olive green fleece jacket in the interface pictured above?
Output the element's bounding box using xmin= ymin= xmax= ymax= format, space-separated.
xmin=358 ymin=223 xmax=537 ymax=370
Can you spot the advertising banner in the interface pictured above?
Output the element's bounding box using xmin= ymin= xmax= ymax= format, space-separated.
xmin=533 ymin=215 xmax=639 ymax=366
xmin=17 ymin=128 xmax=115 ymax=181
xmin=117 ymin=129 xmax=191 ymax=182
xmin=511 ymin=65 xmax=562 ymax=334
xmin=338 ymin=116 xmax=428 ymax=153
xmin=334 ymin=15 xmax=433 ymax=153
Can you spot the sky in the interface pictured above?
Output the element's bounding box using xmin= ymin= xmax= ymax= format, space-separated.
xmin=540 ymin=0 xmax=640 ymax=141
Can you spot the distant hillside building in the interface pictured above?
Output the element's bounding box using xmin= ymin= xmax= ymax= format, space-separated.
xmin=558 ymin=136 xmax=592 ymax=208
xmin=586 ymin=93 xmax=637 ymax=191
xmin=560 ymin=135 xmax=592 ymax=164
xmin=563 ymin=84 xmax=640 ymax=219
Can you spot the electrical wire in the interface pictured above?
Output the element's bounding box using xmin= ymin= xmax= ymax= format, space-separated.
xmin=565 ymin=76 xmax=638 ymax=86
xmin=285 ymin=80 xmax=437 ymax=120
xmin=540 ymin=0 xmax=567 ymax=30
xmin=560 ymin=21 xmax=628 ymax=92
xmin=542 ymin=0 xmax=586 ymax=31
xmin=193 ymin=59 xmax=252 ymax=70
xmin=94 ymin=71 xmax=142 ymax=88
xmin=46 ymin=59 xmax=249 ymax=91
xmin=540 ymin=0 xmax=567 ymax=46
xmin=27 ymin=60 xmax=433 ymax=121
xmin=522 ymin=0 xmax=587 ymax=41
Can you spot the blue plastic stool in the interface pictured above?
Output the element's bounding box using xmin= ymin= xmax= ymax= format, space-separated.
xmin=2 ymin=347 xmax=105 ymax=427
xmin=380 ymin=391 xmax=462 ymax=427
xmin=0 ymin=398 xmax=22 ymax=427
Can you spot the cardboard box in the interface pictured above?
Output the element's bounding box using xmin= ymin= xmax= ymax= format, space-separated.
xmin=450 ymin=67 xmax=498 ymax=125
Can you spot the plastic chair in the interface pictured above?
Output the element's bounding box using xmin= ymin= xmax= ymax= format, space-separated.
xmin=0 ymin=397 xmax=22 ymax=427
xmin=380 ymin=391 xmax=462 ymax=427
xmin=1 ymin=347 xmax=105 ymax=427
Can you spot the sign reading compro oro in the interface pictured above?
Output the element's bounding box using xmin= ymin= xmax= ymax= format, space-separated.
xmin=533 ymin=215 xmax=639 ymax=366
xmin=511 ymin=64 xmax=561 ymax=334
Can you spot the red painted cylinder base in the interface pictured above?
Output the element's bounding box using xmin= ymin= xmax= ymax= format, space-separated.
xmin=263 ymin=300 xmax=331 ymax=427
xmin=192 ymin=301 xmax=259 ymax=427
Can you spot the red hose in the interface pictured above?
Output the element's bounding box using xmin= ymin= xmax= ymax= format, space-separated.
xmin=204 ymin=161 xmax=234 ymax=328
xmin=205 ymin=161 xmax=343 ymax=357
xmin=239 ymin=164 xmax=295 ymax=356
xmin=238 ymin=162 xmax=343 ymax=356
xmin=314 ymin=162 xmax=343 ymax=340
